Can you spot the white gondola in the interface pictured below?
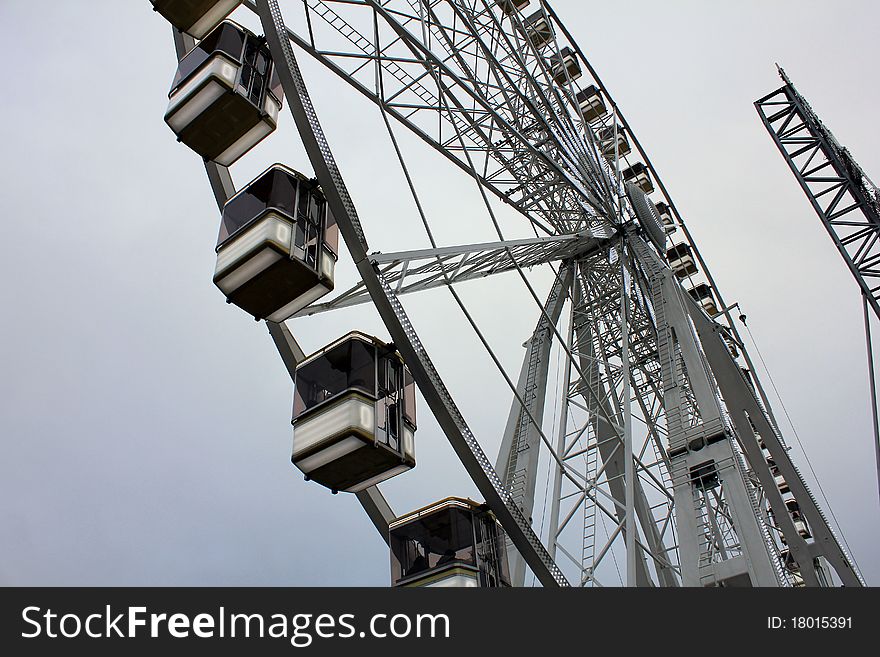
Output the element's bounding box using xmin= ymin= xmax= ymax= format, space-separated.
xmin=576 ymin=85 xmax=607 ymax=123
xmin=549 ymin=47 xmax=581 ymax=85
xmin=767 ymin=458 xmax=790 ymax=494
xmin=523 ymin=11 xmax=554 ymax=48
xmin=666 ymin=243 xmax=698 ymax=278
xmin=785 ymin=499 xmax=811 ymax=539
xmin=292 ymin=333 xmax=417 ymax=493
xmin=596 ymin=125 xmax=631 ymax=159
xmin=389 ymin=498 xmax=510 ymax=587
xmin=655 ymin=201 xmax=676 ymax=234
xmin=213 ymin=164 xmax=337 ymax=321
xmin=792 ymin=519 xmax=810 ymax=539
xmin=688 ymin=283 xmax=719 ymax=316
xmin=151 ymin=0 xmax=242 ymax=39
xmin=495 ymin=0 xmax=529 ymax=14
xmin=164 ymin=21 xmax=282 ymax=166
xmin=621 ymin=162 xmax=654 ymax=194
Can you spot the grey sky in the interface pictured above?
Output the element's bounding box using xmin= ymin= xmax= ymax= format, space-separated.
xmin=1 ymin=1 xmax=878 ymax=586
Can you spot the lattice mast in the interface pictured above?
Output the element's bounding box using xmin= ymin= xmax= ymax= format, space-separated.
xmin=756 ymin=66 xmax=880 ymax=511
xmin=756 ymin=67 xmax=880 ymax=317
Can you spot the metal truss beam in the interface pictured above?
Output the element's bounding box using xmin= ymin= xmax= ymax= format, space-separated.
xmin=573 ymin=310 xmax=655 ymax=587
xmin=542 ymin=244 xmax=681 ymax=587
xmin=572 ymin=255 xmax=679 ymax=586
xmin=295 ymin=231 xmax=603 ymax=316
xmin=756 ymin=68 xmax=880 ymax=318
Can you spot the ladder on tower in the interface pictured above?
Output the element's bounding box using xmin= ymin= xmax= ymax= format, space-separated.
xmin=580 ymin=435 xmax=599 ymax=585
xmin=504 ymin=330 xmax=544 ymax=504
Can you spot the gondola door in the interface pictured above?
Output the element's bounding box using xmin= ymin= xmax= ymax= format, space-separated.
xmin=375 ymin=355 xmax=404 ymax=453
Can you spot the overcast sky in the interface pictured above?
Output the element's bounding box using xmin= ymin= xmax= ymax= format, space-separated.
xmin=1 ymin=0 xmax=878 ymax=586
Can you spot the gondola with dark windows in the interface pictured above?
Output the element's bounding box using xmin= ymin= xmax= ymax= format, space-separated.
xmin=724 ymin=333 xmax=740 ymax=359
xmin=767 ymin=457 xmax=790 ymax=494
xmin=785 ymin=499 xmax=811 ymax=539
xmin=164 ymin=21 xmax=282 ymax=166
xmin=576 ymin=85 xmax=607 ymax=123
xmin=291 ymin=332 xmax=417 ymax=493
xmin=687 ymin=282 xmax=719 ymax=316
xmin=596 ymin=125 xmax=631 ymax=159
xmin=656 ymin=201 xmax=676 ymax=234
xmin=666 ymin=242 xmax=698 ymax=278
xmin=777 ymin=546 xmax=806 ymax=586
xmin=213 ymin=164 xmax=337 ymax=321
xmin=151 ymin=0 xmax=242 ymax=39
xmin=389 ymin=498 xmax=510 ymax=587
xmin=548 ymin=47 xmax=581 ymax=85
xmin=621 ymin=162 xmax=654 ymax=194
xmin=522 ymin=11 xmax=554 ymax=48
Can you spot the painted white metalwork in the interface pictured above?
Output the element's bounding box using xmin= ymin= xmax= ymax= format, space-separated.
xmin=153 ymin=0 xmax=864 ymax=588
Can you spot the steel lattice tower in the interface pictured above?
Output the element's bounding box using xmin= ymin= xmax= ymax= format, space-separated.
xmin=757 ymin=67 xmax=880 ymax=510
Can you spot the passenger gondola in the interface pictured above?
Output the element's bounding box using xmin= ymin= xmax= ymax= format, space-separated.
xmin=164 ymin=21 xmax=282 ymax=166
xmin=213 ymin=164 xmax=337 ymax=321
xmin=666 ymin=242 xmax=698 ymax=278
xmin=621 ymin=162 xmax=654 ymax=194
xmin=767 ymin=458 xmax=790 ymax=494
xmin=596 ymin=125 xmax=631 ymax=159
xmin=292 ymin=332 xmax=417 ymax=493
xmin=495 ymin=0 xmax=529 ymax=14
xmin=688 ymin=283 xmax=719 ymax=316
xmin=785 ymin=498 xmax=811 ymax=539
xmin=523 ymin=11 xmax=554 ymax=48
xmin=655 ymin=201 xmax=675 ymax=234
xmin=389 ymin=498 xmax=510 ymax=587
xmin=548 ymin=47 xmax=581 ymax=85
xmin=576 ymin=85 xmax=607 ymax=123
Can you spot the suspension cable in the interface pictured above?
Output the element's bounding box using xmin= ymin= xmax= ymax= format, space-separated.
xmin=863 ymin=293 xmax=880 ymax=507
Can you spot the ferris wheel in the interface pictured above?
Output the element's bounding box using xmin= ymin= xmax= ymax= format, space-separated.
xmin=149 ymin=0 xmax=864 ymax=587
